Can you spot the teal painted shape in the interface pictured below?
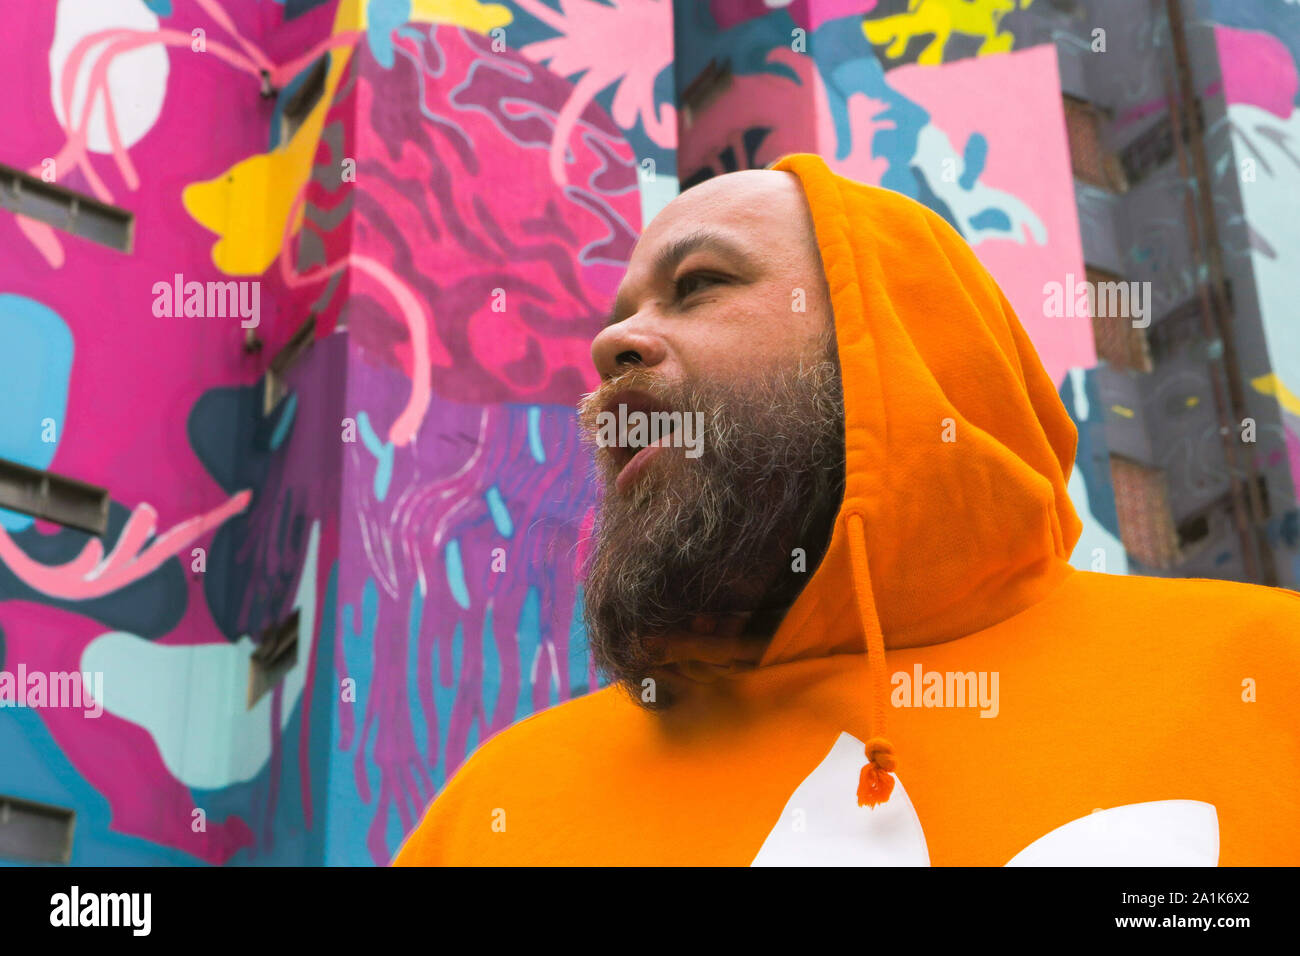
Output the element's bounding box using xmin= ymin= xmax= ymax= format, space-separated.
xmin=485 ymin=486 xmax=514 ymax=538
xmin=482 ymin=602 xmax=501 ymax=725
xmin=430 ymin=621 xmax=462 ymax=783
xmin=569 ymin=584 xmax=589 ymax=695
xmin=0 ymin=705 xmax=203 ymax=866
xmin=407 ymin=583 xmax=426 ymax=759
xmin=444 ymin=539 xmax=470 ymax=609
xmin=356 ymin=410 xmax=394 ymax=502
xmin=367 ymin=0 xmax=411 ymax=67
xmin=515 ymin=587 xmax=541 ymax=722
xmin=0 ymin=294 xmax=74 ymax=531
xmin=526 ymin=405 xmax=546 ymax=463
xmin=269 ymin=392 xmax=298 ymax=450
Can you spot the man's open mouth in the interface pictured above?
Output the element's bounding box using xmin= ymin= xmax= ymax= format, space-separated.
xmin=600 ymin=389 xmax=682 ymax=488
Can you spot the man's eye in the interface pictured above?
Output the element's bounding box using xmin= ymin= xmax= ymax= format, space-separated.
xmin=674 ymin=272 xmax=723 ymax=299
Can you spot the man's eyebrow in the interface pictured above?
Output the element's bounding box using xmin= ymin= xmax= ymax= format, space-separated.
xmin=606 ymin=229 xmax=750 ymax=328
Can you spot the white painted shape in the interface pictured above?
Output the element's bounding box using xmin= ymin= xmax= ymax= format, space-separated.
xmin=81 ymin=520 xmax=321 ymax=789
xmin=1228 ymin=102 xmax=1300 ymax=387
xmin=1067 ymin=453 xmax=1129 ymax=575
xmin=1005 ymin=800 xmax=1219 ymax=866
xmin=752 ymin=732 xmax=930 ymax=866
xmin=1069 ymin=366 xmax=1090 ymax=420
xmin=913 ymin=124 xmax=1048 ymax=246
xmin=50 ymin=0 xmax=169 ymax=154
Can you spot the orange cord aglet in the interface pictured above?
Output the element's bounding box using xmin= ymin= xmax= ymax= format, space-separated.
xmin=857 ymin=736 xmax=897 ymax=808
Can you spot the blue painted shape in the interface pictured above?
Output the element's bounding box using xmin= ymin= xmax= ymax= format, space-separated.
xmin=367 ymin=0 xmax=412 ymax=68
xmin=357 ymin=410 xmax=394 ymax=502
xmin=482 ymin=602 xmax=501 ymax=725
xmin=968 ymin=208 xmax=1012 ymax=232
xmin=515 ymin=587 xmax=541 ymax=722
xmin=336 ymin=576 xmax=381 ymax=843
xmin=673 ymin=2 xmax=803 ymax=92
xmin=430 ymin=621 xmax=463 ymax=785
xmin=526 ymin=405 xmax=546 ymax=463
xmin=269 ymin=391 xmax=298 ymax=450
xmin=569 ymin=585 xmax=589 ymax=696
xmin=485 ymin=486 xmax=514 ymax=538
xmin=407 ymin=583 xmax=426 ymax=761
xmin=812 ymin=18 xmax=929 ymax=185
xmin=960 ymin=132 xmax=988 ymax=189
xmin=0 ymin=295 xmax=74 ymax=532
xmin=444 ymin=539 xmax=470 ymax=609
xmin=142 ymin=0 xmax=173 ymax=15
xmin=0 ymin=707 xmax=203 ymax=866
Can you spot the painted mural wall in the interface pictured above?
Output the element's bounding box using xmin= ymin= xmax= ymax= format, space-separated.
xmin=5 ymin=0 xmax=1290 ymax=869
xmin=1206 ymin=0 xmax=1300 ymax=584
xmin=0 ymin=0 xmax=348 ymax=866
xmin=321 ymin=15 xmax=650 ymax=865
xmin=0 ymin=0 xmax=675 ymax=866
xmin=675 ymin=0 xmax=1128 ymax=576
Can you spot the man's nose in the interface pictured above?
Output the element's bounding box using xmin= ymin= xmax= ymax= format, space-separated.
xmin=591 ymin=317 xmax=668 ymax=381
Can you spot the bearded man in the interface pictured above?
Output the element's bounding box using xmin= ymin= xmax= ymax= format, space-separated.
xmin=395 ymin=154 xmax=1300 ymax=866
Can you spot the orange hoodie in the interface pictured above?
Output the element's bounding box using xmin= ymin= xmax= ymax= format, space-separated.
xmin=393 ymin=153 xmax=1300 ymax=866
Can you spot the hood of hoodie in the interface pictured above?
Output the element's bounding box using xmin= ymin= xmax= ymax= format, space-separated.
xmin=757 ymin=153 xmax=1082 ymax=670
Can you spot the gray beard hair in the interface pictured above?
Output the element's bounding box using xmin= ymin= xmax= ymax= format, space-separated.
xmin=577 ymin=345 xmax=845 ymax=707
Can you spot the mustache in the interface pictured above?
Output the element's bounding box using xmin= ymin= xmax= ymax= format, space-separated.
xmin=577 ymin=368 xmax=706 ymax=486
xmin=577 ymin=368 xmax=690 ymax=440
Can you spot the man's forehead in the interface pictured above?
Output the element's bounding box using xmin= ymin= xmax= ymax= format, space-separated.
xmin=638 ymin=169 xmax=805 ymax=250
xmin=622 ymin=170 xmax=809 ymax=281
xmin=607 ymin=170 xmax=815 ymax=326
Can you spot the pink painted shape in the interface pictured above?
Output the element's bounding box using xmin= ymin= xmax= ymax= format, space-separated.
xmin=352 ymin=255 xmax=434 ymax=447
xmin=0 ymin=491 xmax=251 ymax=600
xmin=16 ymin=216 xmax=65 ymax=267
xmin=1214 ymin=25 xmax=1298 ymax=120
xmin=709 ymin=0 xmax=877 ymax=31
xmin=885 ymin=44 xmax=1095 ymax=387
xmin=278 ymin=185 xmax=445 ymax=447
xmin=194 ymin=0 xmax=275 ymax=74
xmin=515 ymin=0 xmax=677 ymax=182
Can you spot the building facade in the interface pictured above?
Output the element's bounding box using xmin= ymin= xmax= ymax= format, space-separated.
xmin=0 ymin=0 xmax=1294 ymax=866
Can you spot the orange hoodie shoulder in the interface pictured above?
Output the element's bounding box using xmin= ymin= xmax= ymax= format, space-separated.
xmin=395 ymin=571 xmax=1300 ymax=866
xmin=392 ymin=688 xmax=682 ymax=866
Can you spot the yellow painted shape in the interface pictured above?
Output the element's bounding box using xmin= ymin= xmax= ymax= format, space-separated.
xmin=184 ymin=0 xmax=512 ymax=276
xmin=336 ymin=0 xmax=511 ymax=33
xmin=411 ymin=0 xmax=512 ymax=32
xmin=1185 ymin=395 xmax=1200 ymax=408
xmin=1110 ymin=405 xmax=1135 ymax=419
xmin=182 ymin=48 xmax=351 ymax=275
xmin=863 ymin=0 xmax=1035 ymax=67
xmin=1252 ymin=373 xmax=1300 ymax=417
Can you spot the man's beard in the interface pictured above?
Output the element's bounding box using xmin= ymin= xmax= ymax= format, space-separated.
xmin=577 ymin=339 xmax=845 ymax=707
